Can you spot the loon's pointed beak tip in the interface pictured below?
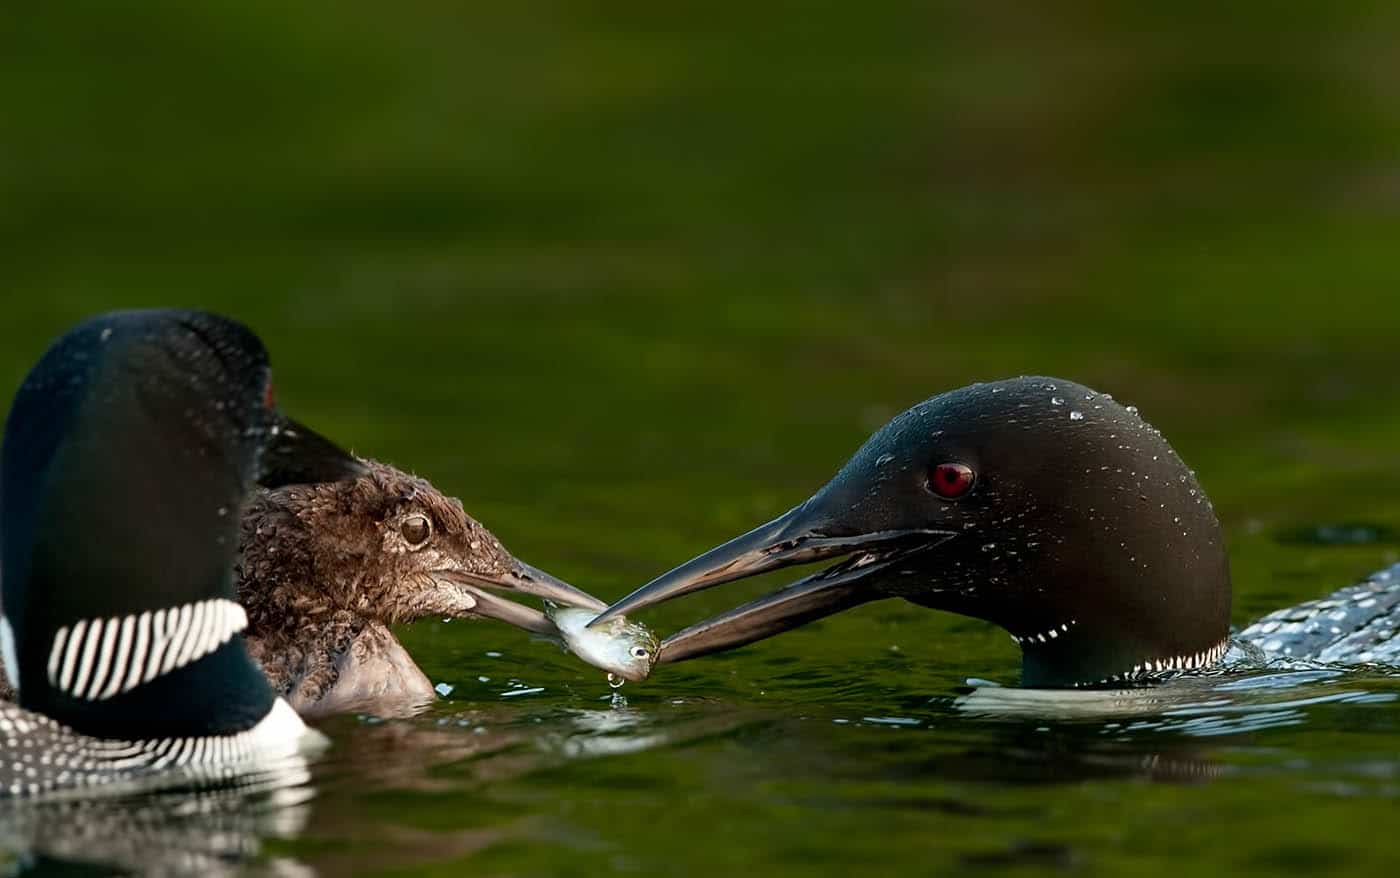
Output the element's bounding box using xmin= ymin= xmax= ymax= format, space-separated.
xmin=609 ymin=503 xmax=955 ymax=662
xmin=587 ymin=590 xmax=651 ymax=629
xmin=441 ymin=560 xmax=606 ymax=617
xmin=512 ymin=561 xmax=608 ymax=613
xmin=587 ymin=507 xmax=821 ymax=630
xmin=447 ymin=582 xmax=556 ymax=635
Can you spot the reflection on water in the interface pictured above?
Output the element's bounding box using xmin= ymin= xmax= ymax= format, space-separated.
xmin=952 ymin=666 xmax=1400 ymax=731
xmin=0 ymin=770 xmax=316 ymax=876
xmin=5 ymin=661 xmax=1400 ymax=875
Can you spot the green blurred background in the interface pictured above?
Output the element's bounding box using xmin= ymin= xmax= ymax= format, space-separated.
xmin=6 ymin=3 xmax=1400 ymax=874
xmin=7 ymin=2 xmax=1399 ymax=617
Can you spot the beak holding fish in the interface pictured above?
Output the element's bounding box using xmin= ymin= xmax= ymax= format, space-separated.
xmin=454 ymin=568 xmax=662 ymax=685
xmin=544 ymin=603 xmax=660 ymax=685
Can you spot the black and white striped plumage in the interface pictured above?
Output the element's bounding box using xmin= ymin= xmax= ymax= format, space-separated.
xmin=1239 ymin=562 xmax=1400 ymax=664
xmin=0 ymin=310 xmax=364 ymax=798
xmin=0 ymin=698 xmax=319 ymax=799
xmin=46 ymin=599 xmax=249 ymax=702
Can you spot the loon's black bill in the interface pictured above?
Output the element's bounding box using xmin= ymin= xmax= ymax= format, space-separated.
xmin=441 ymin=561 xmax=607 ymax=623
xmin=590 ymin=503 xmax=953 ymax=660
xmin=454 ymin=585 xmax=557 ymax=635
xmin=258 ymin=416 xmax=367 ymax=488
xmin=656 ymin=560 xmax=882 ymax=662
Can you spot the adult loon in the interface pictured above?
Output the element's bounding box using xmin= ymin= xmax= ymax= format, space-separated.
xmin=0 ymin=310 xmax=369 ymax=796
xmin=595 ymin=376 xmax=1397 ymax=687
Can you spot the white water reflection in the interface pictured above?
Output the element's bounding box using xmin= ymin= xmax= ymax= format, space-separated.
xmin=952 ymin=666 xmax=1398 ymax=738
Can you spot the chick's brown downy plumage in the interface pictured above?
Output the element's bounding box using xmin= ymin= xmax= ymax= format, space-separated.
xmin=237 ymin=460 xmax=550 ymax=718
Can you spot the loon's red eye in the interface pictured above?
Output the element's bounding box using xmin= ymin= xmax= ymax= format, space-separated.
xmin=928 ymin=462 xmax=976 ymax=499
xmin=263 ymin=380 xmax=276 ymax=410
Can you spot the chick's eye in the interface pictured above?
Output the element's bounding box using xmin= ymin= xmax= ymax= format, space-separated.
xmin=400 ymin=514 xmax=432 ymax=547
xmin=928 ymin=462 xmax=976 ymax=499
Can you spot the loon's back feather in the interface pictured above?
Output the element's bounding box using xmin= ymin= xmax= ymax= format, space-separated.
xmin=1239 ymin=562 xmax=1400 ymax=664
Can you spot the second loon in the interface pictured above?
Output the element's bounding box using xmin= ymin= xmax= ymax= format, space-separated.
xmin=595 ymin=376 xmax=1399 ymax=687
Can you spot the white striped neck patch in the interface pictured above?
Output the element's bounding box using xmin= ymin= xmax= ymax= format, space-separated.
xmin=1071 ymin=638 xmax=1232 ymax=688
xmin=46 ymin=598 xmax=249 ymax=701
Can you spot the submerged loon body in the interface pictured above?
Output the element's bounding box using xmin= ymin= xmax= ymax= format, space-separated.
xmin=0 ymin=310 xmax=367 ymax=797
xmin=597 ymin=376 xmax=1400 ymax=687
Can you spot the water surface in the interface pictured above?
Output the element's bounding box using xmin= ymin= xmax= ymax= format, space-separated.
xmin=5 ymin=3 xmax=1400 ymax=874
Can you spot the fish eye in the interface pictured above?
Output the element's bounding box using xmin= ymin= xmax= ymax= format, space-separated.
xmin=630 ymin=646 xmax=651 ymax=660
xmin=400 ymin=514 xmax=432 ymax=547
xmin=927 ymin=462 xmax=976 ymax=499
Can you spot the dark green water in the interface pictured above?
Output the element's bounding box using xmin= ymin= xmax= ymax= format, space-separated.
xmin=6 ymin=3 xmax=1400 ymax=874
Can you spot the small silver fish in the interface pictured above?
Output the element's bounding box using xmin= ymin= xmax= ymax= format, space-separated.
xmin=545 ymin=603 xmax=659 ymax=682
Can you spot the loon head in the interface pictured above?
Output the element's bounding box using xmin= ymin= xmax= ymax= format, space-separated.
xmin=594 ymin=377 xmax=1232 ymax=688
xmin=237 ymin=459 xmax=604 ymax=636
xmin=0 ymin=309 xmax=365 ymax=739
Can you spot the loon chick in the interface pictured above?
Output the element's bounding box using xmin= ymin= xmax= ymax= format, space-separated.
xmin=0 ymin=309 xmax=367 ymax=797
xmin=595 ymin=376 xmax=1234 ymax=688
xmin=237 ymin=460 xmax=606 ymax=718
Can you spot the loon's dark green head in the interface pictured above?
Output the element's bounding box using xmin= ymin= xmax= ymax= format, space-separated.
xmin=594 ymin=377 xmax=1231 ymax=688
xmin=1 ymin=309 xmax=365 ymax=738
